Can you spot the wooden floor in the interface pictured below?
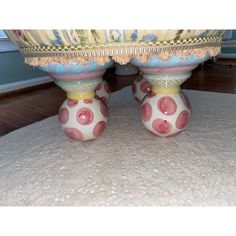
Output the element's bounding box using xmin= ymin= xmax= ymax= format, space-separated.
xmin=0 ymin=60 xmax=236 ymax=136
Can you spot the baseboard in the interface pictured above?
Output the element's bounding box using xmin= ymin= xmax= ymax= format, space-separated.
xmin=0 ymin=76 xmax=53 ymax=94
xmin=217 ymin=53 xmax=236 ymax=59
xmin=0 ymin=39 xmax=19 ymax=52
xmin=221 ymin=40 xmax=236 ymax=48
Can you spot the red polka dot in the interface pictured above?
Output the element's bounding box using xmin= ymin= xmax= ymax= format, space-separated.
xmin=152 ymin=119 xmax=172 ymax=134
xmin=83 ymin=99 xmax=93 ymax=104
xmin=76 ymin=108 xmax=94 ymax=125
xmin=67 ymin=99 xmax=78 ymax=108
xmin=180 ymin=94 xmax=191 ymax=110
xmin=148 ymin=91 xmax=156 ymax=98
xmin=100 ymin=96 xmax=107 ymax=105
xmin=64 ymin=127 xmax=83 ymax=141
xmin=157 ymin=96 xmax=177 ymax=115
xmin=58 ymin=107 xmax=69 ymax=124
xmin=140 ymin=81 xmax=151 ymax=93
xmin=176 ymin=110 xmax=189 ymax=129
xmin=136 ymin=76 xmax=144 ymax=82
xmin=141 ymin=103 xmax=152 ymax=121
xmin=131 ymin=83 xmax=137 ymax=94
xmin=100 ymin=101 xmax=108 ymax=117
xmin=93 ymin=121 xmax=106 ymax=137
xmin=96 ymin=83 xmax=102 ymax=91
xmin=104 ymin=82 xmax=111 ymax=93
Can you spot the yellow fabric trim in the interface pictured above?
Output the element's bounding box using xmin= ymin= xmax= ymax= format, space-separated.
xmin=67 ymin=92 xmax=95 ymax=100
xmin=152 ymin=87 xmax=180 ymax=95
xmin=20 ymin=36 xmax=222 ymax=52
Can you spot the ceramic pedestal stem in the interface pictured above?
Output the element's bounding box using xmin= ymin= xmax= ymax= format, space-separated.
xmin=139 ymin=72 xmax=192 ymax=137
xmin=38 ymin=61 xmax=112 ymax=141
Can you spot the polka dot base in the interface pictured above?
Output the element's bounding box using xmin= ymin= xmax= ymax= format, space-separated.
xmin=140 ymin=92 xmax=191 ymax=137
xmin=95 ymin=80 xmax=111 ymax=106
xmin=131 ymin=76 xmax=152 ymax=104
xmin=58 ymin=97 xmax=108 ymax=141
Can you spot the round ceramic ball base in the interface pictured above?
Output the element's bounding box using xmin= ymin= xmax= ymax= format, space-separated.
xmin=131 ymin=75 xmax=152 ymax=104
xmin=58 ymin=97 xmax=108 ymax=141
xmin=140 ymin=92 xmax=191 ymax=137
xmin=95 ymin=80 xmax=111 ymax=106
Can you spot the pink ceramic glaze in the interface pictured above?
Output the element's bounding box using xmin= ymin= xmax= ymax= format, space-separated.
xmin=152 ymin=119 xmax=172 ymax=135
xmin=67 ymin=99 xmax=79 ymax=107
xmin=58 ymin=107 xmax=69 ymax=124
xmin=76 ymin=107 xmax=94 ymax=125
xmin=95 ymin=80 xmax=111 ymax=106
xmin=139 ymin=65 xmax=198 ymax=75
xmin=132 ymin=75 xmax=152 ymax=104
xmin=157 ymin=96 xmax=177 ymax=116
xmin=141 ymin=92 xmax=191 ymax=137
xmin=93 ymin=121 xmax=107 ymax=137
xmin=141 ymin=103 xmax=152 ymax=122
xmin=83 ymin=98 xmax=93 ymax=104
xmin=49 ymin=70 xmax=105 ymax=81
xmin=175 ymin=110 xmax=190 ymax=129
xmin=64 ymin=127 xmax=84 ymax=141
xmin=59 ymin=97 xmax=108 ymax=141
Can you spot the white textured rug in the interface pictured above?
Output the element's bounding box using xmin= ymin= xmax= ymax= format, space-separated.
xmin=0 ymin=87 xmax=236 ymax=206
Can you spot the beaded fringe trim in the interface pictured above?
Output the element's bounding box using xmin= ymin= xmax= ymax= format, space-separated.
xmin=22 ymin=36 xmax=222 ymax=66
xmin=24 ymin=46 xmax=221 ymax=67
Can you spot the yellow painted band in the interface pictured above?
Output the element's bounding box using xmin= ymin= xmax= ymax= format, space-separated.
xmin=152 ymin=87 xmax=180 ymax=95
xmin=67 ymin=92 xmax=95 ymax=100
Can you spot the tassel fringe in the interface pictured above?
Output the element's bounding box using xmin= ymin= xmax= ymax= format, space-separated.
xmin=24 ymin=47 xmax=221 ymax=67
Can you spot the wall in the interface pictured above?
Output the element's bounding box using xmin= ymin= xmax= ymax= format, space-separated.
xmin=0 ymin=51 xmax=47 ymax=85
xmin=221 ymin=30 xmax=236 ymax=54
